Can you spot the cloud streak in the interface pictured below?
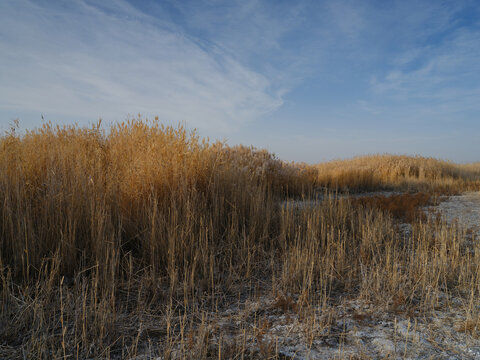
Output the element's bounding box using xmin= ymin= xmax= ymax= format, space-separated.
xmin=1 ymin=0 xmax=479 ymax=162
xmin=0 ymin=0 xmax=282 ymax=131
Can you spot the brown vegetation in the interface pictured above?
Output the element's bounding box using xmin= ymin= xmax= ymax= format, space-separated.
xmin=315 ymin=154 xmax=480 ymax=192
xmin=1 ymin=119 xmax=480 ymax=359
xmin=352 ymin=192 xmax=434 ymax=222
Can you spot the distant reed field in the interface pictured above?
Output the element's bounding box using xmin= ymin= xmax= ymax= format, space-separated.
xmin=315 ymin=154 xmax=480 ymax=192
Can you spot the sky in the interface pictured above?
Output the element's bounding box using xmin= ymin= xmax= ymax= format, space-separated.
xmin=1 ymin=0 xmax=479 ymax=163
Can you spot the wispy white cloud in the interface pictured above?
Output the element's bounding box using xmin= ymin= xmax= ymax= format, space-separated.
xmin=0 ymin=0 xmax=282 ymax=131
xmin=371 ymin=25 xmax=480 ymax=103
xmin=1 ymin=0 xmax=479 ymax=162
xmin=156 ymin=0 xmax=315 ymax=91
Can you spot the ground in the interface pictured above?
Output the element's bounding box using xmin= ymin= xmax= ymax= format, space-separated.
xmin=135 ymin=192 xmax=480 ymax=360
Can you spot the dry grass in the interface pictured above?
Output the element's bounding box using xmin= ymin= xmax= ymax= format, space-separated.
xmin=1 ymin=119 xmax=480 ymax=359
xmin=315 ymin=154 xmax=480 ymax=192
xmin=351 ymin=192 xmax=434 ymax=222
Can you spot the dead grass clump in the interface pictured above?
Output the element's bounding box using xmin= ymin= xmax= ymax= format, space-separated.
xmin=0 ymin=118 xmax=313 ymax=358
xmin=352 ymin=192 xmax=433 ymax=222
xmin=0 ymin=118 xmax=305 ymax=280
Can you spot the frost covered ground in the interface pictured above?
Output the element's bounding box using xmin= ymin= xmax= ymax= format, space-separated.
xmin=136 ymin=192 xmax=480 ymax=359
xmin=205 ymin=294 xmax=480 ymax=359
xmin=138 ymin=291 xmax=480 ymax=359
xmin=432 ymin=192 xmax=480 ymax=237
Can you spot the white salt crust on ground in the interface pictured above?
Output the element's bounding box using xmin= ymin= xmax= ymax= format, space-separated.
xmin=136 ymin=293 xmax=480 ymax=359
xmin=432 ymin=192 xmax=480 ymax=236
xmin=135 ymin=192 xmax=480 ymax=360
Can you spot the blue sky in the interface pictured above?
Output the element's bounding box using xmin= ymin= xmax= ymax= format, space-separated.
xmin=1 ymin=0 xmax=479 ymax=163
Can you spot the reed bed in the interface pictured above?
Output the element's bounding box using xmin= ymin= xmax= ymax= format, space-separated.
xmin=1 ymin=119 xmax=480 ymax=359
xmin=315 ymin=154 xmax=480 ymax=192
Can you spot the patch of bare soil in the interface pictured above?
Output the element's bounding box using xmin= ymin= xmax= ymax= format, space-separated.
xmin=432 ymin=192 xmax=480 ymax=236
xmin=136 ymin=293 xmax=480 ymax=360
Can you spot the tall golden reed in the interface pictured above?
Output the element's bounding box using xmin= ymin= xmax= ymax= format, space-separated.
xmin=1 ymin=118 xmax=480 ymax=359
